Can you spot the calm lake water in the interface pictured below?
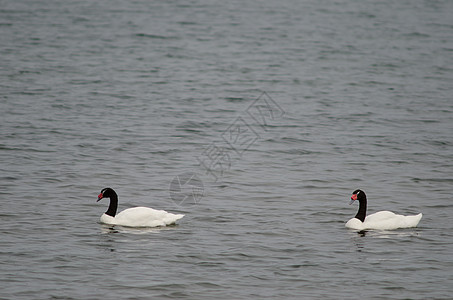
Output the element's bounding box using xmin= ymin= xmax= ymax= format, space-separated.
xmin=1 ymin=0 xmax=453 ymax=299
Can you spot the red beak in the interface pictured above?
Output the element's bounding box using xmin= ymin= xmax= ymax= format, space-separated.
xmin=349 ymin=193 xmax=357 ymax=205
xmin=97 ymin=193 xmax=103 ymax=202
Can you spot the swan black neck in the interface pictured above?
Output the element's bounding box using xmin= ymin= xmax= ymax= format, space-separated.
xmin=104 ymin=190 xmax=118 ymax=217
xmin=355 ymin=193 xmax=367 ymax=222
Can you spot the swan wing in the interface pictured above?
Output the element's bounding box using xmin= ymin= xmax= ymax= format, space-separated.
xmin=363 ymin=211 xmax=422 ymax=230
xmin=364 ymin=211 xmax=397 ymax=222
xmin=115 ymin=207 xmax=184 ymax=227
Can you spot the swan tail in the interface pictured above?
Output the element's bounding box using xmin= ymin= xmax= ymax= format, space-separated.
xmin=404 ymin=213 xmax=422 ymax=228
xmin=164 ymin=213 xmax=185 ymax=225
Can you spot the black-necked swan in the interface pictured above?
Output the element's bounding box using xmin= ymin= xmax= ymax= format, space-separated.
xmin=345 ymin=189 xmax=422 ymax=230
xmin=96 ymin=187 xmax=184 ymax=227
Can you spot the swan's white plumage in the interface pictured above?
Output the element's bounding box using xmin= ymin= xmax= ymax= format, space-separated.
xmin=100 ymin=207 xmax=184 ymax=227
xmin=345 ymin=211 xmax=422 ymax=230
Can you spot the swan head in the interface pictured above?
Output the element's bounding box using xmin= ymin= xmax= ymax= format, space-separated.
xmin=350 ymin=189 xmax=366 ymax=204
xmin=97 ymin=187 xmax=116 ymax=202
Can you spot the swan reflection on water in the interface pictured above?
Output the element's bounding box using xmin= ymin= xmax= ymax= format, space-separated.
xmin=350 ymin=229 xmax=421 ymax=254
xmin=353 ymin=228 xmax=421 ymax=238
xmin=100 ymin=223 xmax=179 ymax=234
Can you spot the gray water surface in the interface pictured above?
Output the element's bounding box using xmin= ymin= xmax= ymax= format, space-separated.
xmin=1 ymin=0 xmax=453 ymax=299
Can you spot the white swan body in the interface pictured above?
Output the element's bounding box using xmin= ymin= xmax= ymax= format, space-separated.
xmin=100 ymin=207 xmax=184 ymax=227
xmin=345 ymin=189 xmax=422 ymax=231
xmin=345 ymin=211 xmax=423 ymax=230
xmin=97 ymin=188 xmax=184 ymax=228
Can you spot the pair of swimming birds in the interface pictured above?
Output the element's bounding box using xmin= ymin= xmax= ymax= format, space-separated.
xmin=96 ymin=188 xmax=422 ymax=230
